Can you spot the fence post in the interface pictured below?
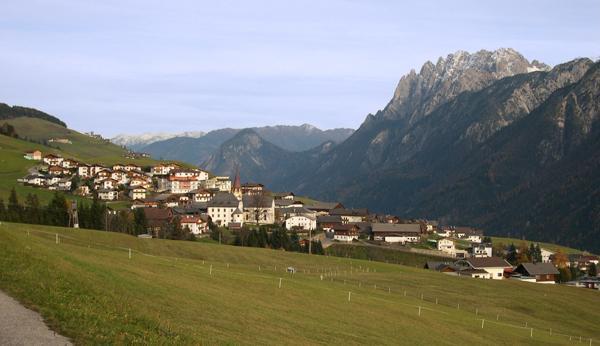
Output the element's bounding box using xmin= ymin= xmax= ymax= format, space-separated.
xmin=348 ymin=291 xmax=351 ymax=302
xmin=55 ymin=233 xmax=59 ymax=244
xmin=418 ymin=306 xmax=421 ymax=317
xmin=530 ymin=328 xmax=533 ymax=338
xmin=481 ymin=319 xmax=485 ymax=329
xmin=279 ymin=278 xmax=282 ymax=289
xmin=128 ymin=248 xmax=131 ymax=260
xmin=209 ymin=264 xmax=213 ymax=275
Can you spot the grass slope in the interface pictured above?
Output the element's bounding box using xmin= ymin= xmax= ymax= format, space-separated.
xmin=0 ymin=117 xmax=169 ymax=203
xmin=491 ymin=237 xmax=589 ymax=255
xmin=1 ymin=222 xmax=599 ymax=345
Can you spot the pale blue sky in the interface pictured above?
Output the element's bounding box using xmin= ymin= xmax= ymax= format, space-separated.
xmin=1 ymin=0 xmax=598 ymax=136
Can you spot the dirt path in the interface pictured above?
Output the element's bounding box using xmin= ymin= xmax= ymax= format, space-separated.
xmin=0 ymin=290 xmax=71 ymax=346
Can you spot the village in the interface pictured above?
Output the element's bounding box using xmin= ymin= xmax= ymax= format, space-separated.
xmin=18 ymin=149 xmax=600 ymax=289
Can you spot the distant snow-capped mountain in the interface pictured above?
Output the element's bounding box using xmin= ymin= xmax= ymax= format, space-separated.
xmin=111 ymin=131 xmax=205 ymax=150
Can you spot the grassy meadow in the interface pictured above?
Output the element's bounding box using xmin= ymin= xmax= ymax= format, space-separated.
xmin=1 ymin=222 xmax=599 ymax=345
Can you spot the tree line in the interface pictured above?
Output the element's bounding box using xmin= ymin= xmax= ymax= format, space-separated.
xmin=0 ymin=188 xmax=148 ymax=237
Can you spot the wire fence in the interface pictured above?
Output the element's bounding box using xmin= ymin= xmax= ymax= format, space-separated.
xmin=4 ymin=226 xmax=599 ymax=344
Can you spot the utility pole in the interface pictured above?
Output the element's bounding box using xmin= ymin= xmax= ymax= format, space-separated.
xmin=309 ymin=228 xmax=312 ymax=255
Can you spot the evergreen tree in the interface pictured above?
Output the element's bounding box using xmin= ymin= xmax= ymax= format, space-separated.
xmin=89 ymin=198 xmax=106 ymax=230
xmin=247 ymin=230 xmax=259 ymax=247
xmin=588 ymin=263 xmax=597 ymax=277
xmin=506 ymin=244 xmax=517 ymax=264
xmin=528 ymin=243 xmax=536 ymax=262
xmin=258 ymin=228 xmax=269 ymax=247
xmin=0 ymin=198 xmax=6 ymax=221
xmin=25 ymin=193 xmax=41 ymax=224
xmin=289 ymin=231 xmax=300 ymax=252
xmin=46 ymin=192 xmax=69 ymax=227
xmin=534 ymin=244 xmax=542 ymax=263
xmin=7 ymin=188 xmax=22 ymax=222
xmin=133 ymin=208 xmax=148 ymax=235
xmin=558 ymin=267 xmax=571 ymax=283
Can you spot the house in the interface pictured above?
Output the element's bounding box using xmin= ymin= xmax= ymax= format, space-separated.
xmin=128 ymin=187 xmax=147 ymax=200
xmin=97 ymin=189 xmax=119 ymax=201
xmin=77 ymin=164 xmax=92 ymax=178
xmin=75 ymin=185 xmax=90 ymax=196
xmin=371 ymin=223 xmax=421 ymax=244
xmin=24 ymin=150 xmax=42 ymax=160
xmin=207 ymin=192 xmax=243 ymax=227
xmin=317 ymin=215 xmax=343 ymax=231
xmin=304 ymin=201 xmax=344 ymax=215
xmin=457 ymin=269 xmax=493 ymax=279
xmin=143 ymin=208 xmax=174 ymax=237
xmin=568 ymin=255 xmax=599 ymax=271
xmin=96 ymin=178 xmax=119 ymax=190
xmin=151 ymin=163 xmax=179 ymax=176
xmin=111 ymin=170 xmax=129 ymax=184
xmin=455 ymin=227 xmax=483 ymax=243
xmin=123 ymin=163 xmax=142 ymax=172
xmin=463 ymin=257 xmax=511 ymax=280
xmin=60 ymin=159 xmax=78 ymax=169
xmin=43 ymin=154 xmax=64 ymax=166
xmin=333 ymin=224 xmax=359 ymax=242
xmin=49 ymin=138 xmax=72 ymax=144
xmin=24 ymin=174 xmax=47 ymax=186
xmin=179 ymin=215 xmax=208 ymax=235
xmin=285 ymin=215 xmax=316 ymax=232
xmin=437 ymin=238 xmax=456 ymax=255
xmin=280 ymin=192 xmax=295 ymax=200
xmin=468 ymin=243 xmax=493 ymax=258
xmin=243 ymin=194 xmax=275 ymax=225
xmin=56 ymin=179 xmax=72 ymax=191
xmin=168 ymin=176 xmax=200 ymax=194
xmin=241 ymin=183 xmax=265 ymax=195
xmin=189 ymin=189 xmax=214 ymax=203
xmin=48 ymin=165 xmax=69 ymax=176
xmin=540 ymin=248 xmax=555 ymax=263
xmin=329 ymin=208 xmax=369 ymax=223
xmin=513 ymin=263 xmax=559 ymax=284
xmin=203 ymin=176 xmax=232 ymax=192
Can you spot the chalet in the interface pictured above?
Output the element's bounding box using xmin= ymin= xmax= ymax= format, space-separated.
xmin=151 ymin=163 xmax=180 ymax=176
xmin=455 ymin=227 xmax=483 ymax=243
xmin=333 ymin=224 xmax=359 ymax=242
xmin=568 ymin=254 xmax=599 ymax=271
xmin=468 ymin=243 xmax=493 ymax=258
xmin=75 ymin=185 xmax=90 ymax=196
xmin=214 ymin=176 xmax=232 ymax=192
xmin=285 ymin=215 xmax=316 ymax=232
xmin=143 ymin=208 xmax=174 ymax=237
xmin=60 ymin=159 xmax=78 ymax=169
xmin=168 ymin=175 xmax=200 ymax=194
xmin=189 ymin=189 xmax=214 ymax=203
xmin=304 ymin=201 xmax=344 ymax=215
xmin=179 ymin=215 xmax=209 ymax=235
xmin=128 ymin=177 xmax=148 ymax=188
xmin=94 ymin=170 xmax=112 ymax=181
xmin=513 ymin=263 xmax=559 ymax=284
xmin=241 ymin=183 xmax=265 ymax=195
xmin=329 ymin=208 xmax=369 ymax=223
xmin=24 ymin=174 xmax=47 ymax=186
xmin=56 ymin=179 xmax=72 ymax=191
xmin=435 ymin=227 xmax=454 ymax=238
xmin=96 ymin=178 xmax=119 ymax=190
xmin=123 ymin=163 xmax=142 ymax=172
xmin=278 ymin=206 xmax=316 ymax=219
xmin=317 ymin=215 xmax=343 ymax=231
xmin=77 ymin=164 xmax=92 ymax=178
xmin=463 ymin=257 xmax=511 ymax=280
xmin=243 ymin=194 xmax=275 ymax=225
xmin=97 ymin=189 xmax=119 ymax=201
xmin=371 ymin=223 xmax=421 ymax=244
xmin=540 ymin=248 xmax=555 ymax=263
xmin=43 ymin=154 xmax=64 ymax=166
xmin=457 ymin=268 xmax=492 ymax=279
xmin=207 ymin=192 xmax=243 ymax=227
xmin=128 ymin=187 xmax=147 ymax=200
xmin=24 ymin=150 xmax=42 ymax=160
xmin=437 ymin=238 xmax=456 ymax=256
xmin=90 ymin=164 xmax=107 ymax=176
xmin=111 ymin=170 xmax=129 ymax=184
xmin=47 ymin=165 xmax=70 ymax=176
xmin=280 ymin=192 xmax=295 ymax=200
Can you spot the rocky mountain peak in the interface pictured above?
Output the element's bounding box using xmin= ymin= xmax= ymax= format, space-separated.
xmin=384 ymin=48 xmax=549 ymax=125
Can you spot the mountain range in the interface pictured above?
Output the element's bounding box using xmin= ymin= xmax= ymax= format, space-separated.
xmin=128 ymin=124 xmax=353 ymax=165
xmin=197 ymin=48 xmax=600 ymax=252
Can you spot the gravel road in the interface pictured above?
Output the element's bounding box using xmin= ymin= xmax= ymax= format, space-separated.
xmin=0 ymin=290 xmax=71 ymax=346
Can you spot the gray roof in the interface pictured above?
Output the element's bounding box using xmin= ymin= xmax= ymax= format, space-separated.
xmin=304 ymin=201 xmax=342 ymax=211
xmin=330 ymin=208 xmax=369 ymax=217
xmin=517 ymin=263 xmax=559 ymax=276
xmin=208 ymin=192 xmax=240 ymax=208
xmin=242 ymin=195 xmax=274 ymax=208
xmin=372 ymin=223 xmax=421 ymax=234
xmin=279 ymin=206 xmax=315 ymax=215
xmin=317 ymin=215 xmax=343 ymax=223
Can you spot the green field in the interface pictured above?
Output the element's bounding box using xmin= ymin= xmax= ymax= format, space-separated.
xmin=491 ymin=237 xmax=588 ymax=255
xmin=1 ymin=222 xmax=599 ymax=344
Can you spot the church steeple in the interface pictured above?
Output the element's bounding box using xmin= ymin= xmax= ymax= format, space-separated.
xmin=232 ymin=166 xmax=242 ymax=200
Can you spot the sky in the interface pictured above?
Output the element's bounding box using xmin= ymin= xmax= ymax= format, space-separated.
xmin=1 ymin=1 xmax=599 ymax=137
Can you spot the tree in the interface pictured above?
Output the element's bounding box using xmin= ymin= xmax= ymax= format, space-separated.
xmin=25 ymin=193 xmax=41 ymax=224
xmin=588 ymin=263 xmax=597 ymax=277
xmin=258 ymin=228 xmax=268 ymax=248
xmin=534 ymin=244 xmax=542 ymax=263
xmin=558 ymin=267 xmax=571 ymax=283
xmin=7 ymin=188 xmax=21 ymax=222
xmin=46 ymin=192 xmax=69 ymax=227
xmin=133 ymin=208 xmax=148 ymax=235
xmin=517 ymin=244 xmax=530 ymax=264
xmin=552 ymin=250 xmax=569 ymax=268
xmin=0 ymin=198 xmax=6 ymax=221
xmin=506 ymin=244 xmax=517 ymax=264
xmin=289 ymin=231 xmax=301 ymax=252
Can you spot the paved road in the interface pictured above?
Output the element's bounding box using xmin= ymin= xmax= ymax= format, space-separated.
xmin=0 ymin=291 xmax=71 ymax=346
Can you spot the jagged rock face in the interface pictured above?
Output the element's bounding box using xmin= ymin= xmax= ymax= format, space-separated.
xmin=382 ymin=48 xmax=550 ymax=125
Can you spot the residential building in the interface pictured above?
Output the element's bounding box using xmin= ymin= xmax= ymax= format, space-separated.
xmin=437 ymin=238 xmax=456 ymax=255
xmin=285 ymin=215 xmax=316 ymax=231
xmin=97 ymin=189 xmax=119 ymax=201
xmin=463 ymin=257 xmax=511 ymax=280
xmin=128 ymin=187 xmax=147 ymax=200
xmin=43 ymin=154 xmax=64 ymax=166
xmin=242 ymin=194 xmax=275 ymax=224
xmin=179 ymin=215 xmax=209 ymax=235
xmin=24 ymin=150 xmax=42 ymax=160
xmin=372 ymin=223 xmax=421 ymax=244
xmin=207 ymin=192 xmax=243 ymax=227
xmin=333 ymin=224 xmax=359 ymax=242
xmin=513 ymin=263 xmax=559 ymax=284
xmin=330 ymin=208 xmax=369 ymax=223
xmin=469 ymin=243 xmax=493 ymax=258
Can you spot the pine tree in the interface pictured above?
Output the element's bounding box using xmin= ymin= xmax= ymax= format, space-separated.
xmin=506 ymin=244 xmax=517 ymax=264
xmin=0 ymin=198 xmax=6 ymax=221
xmin=290 ymin=231 xmax=300 ymax=252
xmin=588 ymin=263 xmax=598 ymax=277
xmin=558 ymin=267 xmax=571 ymax=283
xmin=258 ymin=228 xmax=268 ymax=248
xmin=534 ymin=244 xmax=542 ymax=263
xmin=46 ymin=192 xmax=69 ymax=227
xmin=25 ymin=193 xmax=41 ymax=225
xmin=133 ymin=208 xmax=148 ymax=235
xmin=7 ymin=188 xmax=22 ymax=222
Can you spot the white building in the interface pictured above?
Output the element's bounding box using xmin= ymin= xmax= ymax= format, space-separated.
xmin=128 ymin=187 xmax=147 ymax=200
xmin=97 ymin=189 xmax=119 ymax=201
xmin=285 ymin=215 xmax=316 ymax=231
xmin=372 ymin=223 xmax=421 ymax=244
xmin=464 ymin=257 xmax=511 ymax=280
xmin=437 ymin=238 xmax=456 ymax=255
xmin=243 ymin=195 xmax=275 ymax=225
xmin=179 ymin=215 xmax=208 ymax=235
xmin=207 ymin=192 xmax=243 ymax=227
xmin=540 ymin=248 xmax=555 ymax=263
